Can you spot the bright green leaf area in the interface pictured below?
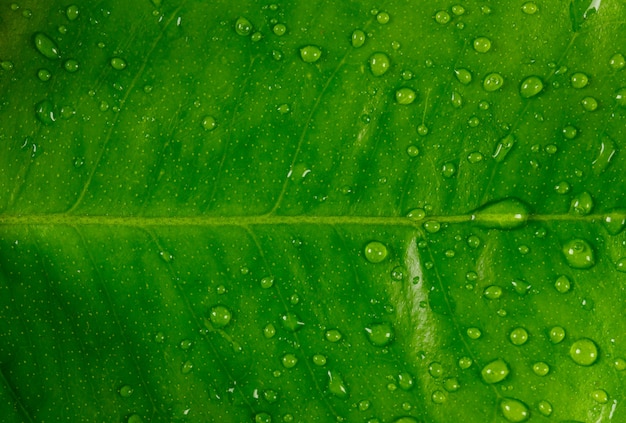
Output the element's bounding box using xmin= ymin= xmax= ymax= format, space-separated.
xmin=1 ymin=1 xmax=626 ymax=422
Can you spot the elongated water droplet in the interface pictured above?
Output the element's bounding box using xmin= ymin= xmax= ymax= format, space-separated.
xmin=66 ymin=5 xmax=79 ymax=21
xmin=500 ymin=398 xmax=530 ymax=422
xmin=325 ymin=329 xmax=342 ymax=343
xmin=519 ymin=76 xmax=543 ymax=98
xmin=454 ymin=68 xmax=472 ymax=85
xmin=471 ymin=198 xmax=530 ymax=229
xmin=562 ymin=239 xmax=595 ymax=269
xmin=481 ymin=359 xmax=509 ymax=384
xmin=569 ymin=338 xmax=599 ymax=366
xmin=328 ymin=370 xmax=348 ymax=398
xmin=369 ymin=52 xmax=390 ymax=76
xmin=34 ymin=33 xmax=60 ymax=59
xmin=569 ymin=191 xmax=594 ymax=215
xmin=110 ymin=57 xmax=127 ymax=70
xmin=493 ymin=134 xmax=516 ymax=162
xmin=351 ymin=29 xmax=366 ymax=48
xmin=395 ymin=88 xmax=416 ymax=105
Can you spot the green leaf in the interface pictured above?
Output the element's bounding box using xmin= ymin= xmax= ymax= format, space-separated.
xmin=1 ymin=1 xmax=626 ymax=422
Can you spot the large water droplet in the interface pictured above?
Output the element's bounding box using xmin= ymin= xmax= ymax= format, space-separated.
xmin=483 ymin=285 xmax=503 ymax=299
xmin=300 ymin=45 xmax=322 ymax=63
xmin=581 ymin=96 xmax=598 ymax=111
xmin=537 ymin=400 xmax=553 ymax=416
xmin=33 ymin=33 xmax=60 ymax=59
xmin=398 ymin=372 xmax=414 ymax=390
xmin=521 ymin=2 xmax=538 ymax=14
xmin=569 ymin=191 xmax=594 ymax=215
xmin=569 ymin=338 xmax=599 ymax=365
xmin=255 ymin=412 xmax=272 ymax=423
xmin=369 ymin=52 xmax=390 ymax=76
xmin=500 ymin=398 xmax=530 ymax=422
xmin=591 ymin=389 xmax=609 ymax=404
xmin=562 ymin=239 xmax=595 ymax=269
xmin=532 ymin=362 xmax=550 ymax=376
xmin=471 ymin=198 xmax=530 ymax=229
xmin=328 ymin=370 xmax=348 ymax=398
xmin=351 ymin=29 xmax=366 ymax=48
xmin=603 ymin=211 xmax=626 ymax=235
xmin=110 ymin=57 xmax=127 ymax=70
xmin=365 ymin=323 xmax=394 ymax=346
xmin=119 ymin=385 xmax=134 ymax=398
xmin=481 ymin=359 xmax=509 ymax=384
xmin=364 ymin=241 xmax=388 ymax=263
xmin=519 ymin=76 xmax=543 ymax=98
xmin=235 ymin=17 xmax=253 ymax=36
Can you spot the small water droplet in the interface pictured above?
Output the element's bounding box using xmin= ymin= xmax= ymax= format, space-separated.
xmin=328 ymin=370 xmax=348 ymax=398
xmin=395 ymin=87 xmax=416 ymax=105
xmin=483 ymin=73 xmax=504 ymax=91
xmin=110 ymin=57 xmax=127 ymax=70
xmin=272 ymin=23 xmax=286 ymax=36
xmin=33 ymin=33 xmax=60 ymax=59
xmin=570 ymin=191 xmax=594 ymax=215
xmin=509 ymin=328 xmax=529 ymax=345
xmin=549 ymin=326 xmax=566 ymax=344
xmin=603 ymin=211 xmax=626 ymax=235
xmin=209 ymin=305 xmax=232 ymax=328
xmin=393 ymin=418 xmax=419 ymax=423
xmin=467 ymin=234 xmax=481 ymax=248
xmin=609 ymin=53 xmax=626 ymax=70
xmin=431 ymin=390 xmax=446 ymax=404
xmin=398 ymin=372 xmax=414 ymax=390
xmin=365 ymin=323 xmax=394 ymax=346
xmin=473 ymin=37 xmax=492 ymax=53
xmin=443 ymin=377 xmax=460 ymax=392
xmin=201 ymin=115 xmax=217 ymax=131
xmin=406 ymin=145 xmax=419 ymax=157
xmin=532 ymin=362 xmax=550 ymax=376
xmin=300 ymin=45 xmax=322 ymax=63
xmin=37 ymin=68 xmax=52 ymax=82
xmin=127 ymin=414 xmax=143 ymax=423
xmin=554 ymin=275 xmax=572 ymax=293
xmin=281 ymin=313 xmax=304 ymax=332
xmin=369 ymin=52 xmax=390 ymax=76
xmin=435 ymin=10 xmax=451 ymax=24
xmin=325 ymin=329 xmax=342 ymax=343
xmin=441 ymin=162 xmax=456 ymax=178
xmin=614 ymin=358 xmax=626 ymax=370
xmin=570 ymin=72 xmax=589 ymax=88
xmin=591 ymin=389 xmax=609 ymax=404
xmin=35 ymin=100 xmax=56 ymax=124
xmin=483 ymin=285 xmax=503 ymax=299
xmin=364 ymin=241 xmax=388 ymax=263
xmin=454 ymin=68 xmax=472 ymax=85
xmin=351 ymin=29 xmax=366 ymax=48
xmin=471 ymin=198 xmax=530 ymax=230
xmin=458 ymin=356 xmax=473 ymax=369
xmin=181 ymin=360 xmax=193 ymax=374
xmin=581 ymin=96 xmax=598 ymax=111
xmin=64 ymin=59 xmax=79 ymax=72
xmin=235 ymin=17 xmax=253 ymax=36
xmin=481 ymin=359 xmax=510 ymax=384
xmin=519 ymin=76 xmax=543 ymax=98
xmin=500 ymin=398 xmax=530 ymax=422
xmin=312 ymin=354 xmax=327 ymax=366
xmin=376 ymin=11 xmax=390 ymax=24
xmin=282 ymin=353 xmax=298 ymax=368
xmin=466 ymin=327 xmax=482 ymax=339
xmin=358 ymin=400 xmax=371 ymax=411
xmin=562 ymin=239 xmax=595 ymax=269
xmin=263 ymin=323 xmax=276 ymax=338
xmin=521 ymin=2 xmax=538 ymax=14
xmin=467 ymin=151 xmax=484 ymax=163
xmin=537 ymin=400 xmax=552 ymax=416
xmin=569 ymin=338 xmax=598 ymax=366
xmin=154 ymin=332 xmax=165 ymax=343
xmin=428 ymin=362 xmax=444 ymax=378
xmin=615 ymin=87 xmax=626 ymax=107
xmin=423 ymin=220 xmax=441 ymax=233
xmin=66 ymin=5 xmax=79 ymax=21
xmin=255 ymin=412 xmax=272 ymax=423
xmin=407 ymin=208 xmax=426 ymax=220
xmin=119 ymin=385 xmax=134 ymax=397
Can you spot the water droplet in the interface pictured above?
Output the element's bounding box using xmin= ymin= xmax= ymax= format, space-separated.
xmin=259 ymin=276 xmax=274 ymax=289
xmin=473 ymin=37 xmax=492 ymax=53
xmin=398 ymin=372 xmax=414 ymax=390
xmin=500 ymin=398 xmax=530 ymax=422
xmin=570 ymin=338 xmax=598 ymax=366
xmin=615 ymin=87 xmax=626 ymax=107
xmin=200 ymin=115 xmax=217 ymax=131
xmin=351 ymin=29 xmax=366 ymax=48
xmin=609 ymin=53 xmax=626 ymax=70
xmin=435 ymin=10 xmax=451 ymax=24
xmin=263 ymin=323 xmax=276 ymax=338
xmin=554 ymin=275 xmax=572 ymax=293
xmin=443 ymin=377 xmax=460 ymax=392
xmin=511 ymin=279 xmax=531 ymax=295
xmin=537 ymin=400 xmax=553 ymax=416
xmin=454 ymin=68 xmax=472 ymax=85
xmin=467 ymin=327 xmax=482 ymax=339
xmin=406 ymin=145 xmax=419 ymax=157
xmin=358 ymin=400 xmax=371 ymax=411
xmin=492 ymin=134 xmax=516 ymax=162
xmin=210 ymin=305 xmax=232 ymax=328
xmin=154 ymin=332 xmax=165 ymax=343
xmin=570 ymin=191 xmax=594 ymax=215
xmin=281 ymin=313 xmax=303 ymax=332
xmin=417 ymin=124 xmax=429 ymax=136
xmin=431 ymin=390 xmax=446 ymax=404
xmin=467 ymin=151 xmax=484 ymax=163
xmin=369 ymin=52 xmax=390 ymax=76
xmin=483 ymin=285 xmax=503 ymax=299
xmin=603 ymin=211 xmax=626 ymax=235
xmin=532 ymin=362 xmax=550 ymax=376
xmin=272 ymin=23 xmax=286 ymax=36
xmin=423 ymin=220 xmax=441 ymax=233
xmin=483 ymin=73 xmax=504 ymax=91
xmin=393 ymin=418 xmax=419 ymax=423
xmin=555 ymin=181 xmax=571 ymax=194
xmin=407 ymin=208 xmax=426 ymax=220
xmin=365 ymin=323 xmax=394 ymax=346
xmin=549 ymin=326 xmax=566 ymax=344
xmin=235 ymin=17 xmax=253 ymax=36
xmin=615 ymin=258 xmax=626 ymax=272
xmin=119 ymin=385 xmax=134 ymax=397
xmin=312 ymin=354 xmax=327 ymax=366
xmin=521 ymin=2 xmax=538 ymax=14
xmin=181 ymin=360 xmax=193 ymax=374
xmin=263 ymin=389 xmax=278 ymax=403
xmin=127 ymin=414 xmax=143 ymax=423
xmin=33 ymin=33 xmax=60 ymax=59
xmin=441 ymin=162 xmax=456 ymax=178
xmin=519 ymin=76 xmax=543 ymax=98
xmin=64 ymin=59 xmax=79 ymax=72
xmin=364 ymin=241 xmax=388 ymax=263
xmin=395 ymin=88 xmax=416 ymax=105
xmin=66 ymin=5 xmax=79 ymax=21
xmin=376 ymin=11 xmax=390 ymax=24
xmin=428 ymin=362 xmax=444 ymax=378
xmin=562 ymin=239 xmax=595 ymax=269
xmin=37 ymin=68 xmax=52 ymax=82
xmin=591 ymin=389 xmax=609 ymax=404
xmin=481 ymin=359 xmax=510 ymax=384
xmin=509 ymin=328 xmax=529 ymax=346
xmin=467 ymin=234 xmax=481 ymax=248
xmin=581 ymin=96 xmax=598 ymax=111
xmin=570 ymin=72 xmax=589 ymax=88
xmin=471 ymin=198 xmax=530 ymax=230
xmin=110 ymin=57 xmax=127 ymax=70
xmin=35 ymin=100 xmax=56 ymax=124
xmin=300 ymin=45 xmax=322 ymax=63
xmin=324 ymin=329 xmax=343 ymax=343
xmin=328 ymin=370 xmax=348 ymax=398
xmin=282 ymin=353 xmax=298 ymax=368
xmin=0 ymin=60 xmax=13 ymax=71
xmin=614 ymin=358 xmax=626 ymax=370
xmin=255 ymin=412 xmax=272 ymax=423
xmin=458 ymin=357 xmax=473 ymax=369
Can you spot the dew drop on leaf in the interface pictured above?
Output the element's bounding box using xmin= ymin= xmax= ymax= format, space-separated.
xmin=532 ymin=362 xmax=550 ymax=376
xmin=327 ymin=370 xmax=349 ymax=398
xmin=554 ymin=275 xmax=572 ymax=293
xmin=473 ymin=37 xmax=492 ymax=53
xmin=483 ymin=72 xmax=504 ymax=91
xmin=509 ymin=327 xmax=529 ymax=345
xmin=471 ymin=197 xmax=530 ymax=230
xmin=483 ymin=285 xmax=503 ymax=299
xmin=37 ymin=68 xmax=52 ymax=82
xmin=254 ymin=412 xmax=272 ymax=423
xmin=602 ymin=211 xmax=626 ymax=235
xmin=376 ymin=11 xmax=390 ymax=24
xmin=569 ymin=191 xmax=594 ymax=215
xmin=615 ymin=88 xmax=626 ymax=106
xmin=428 ymin=362 xmax=444 ymax=378
xmin=118 ymin=385 xmax=134 ymax=398
xmin=406 ymin=208 xmax=425 ymax=220
xmin=272 ymin=23 xmax=286 ymax=36
xmin=519 ymin=76 xmax=544 ymax=98
xmin=127 ymin=414 xmax=143 ymax=423
xmin=581 ymin=96 xmax=598 ymax=111
xmin=365 ymin=323 xmax=394 ymax=346
xmin=431 ymin=390 xmax=446 ymax=403
xmin=549 ymin=326 xmax=566 ymax=344
xmin=368 ymin=52 xmax=390 ymax=76
xmin=454 ymin=68 xmax=472 ymax=85
xmin=324 ymin=329 xmax=342 ymax=342
xmin=64 ymin=59 xmax=79 ymax=73
xmin=569 ymin=338 xmax=599 ymax=366
xmin=398 ymin=372 xmax=414 ymax=390
xmin=300 ymin=45 xmax=322 ymax=63
xmin=281 ymin=313 xmax=304 ymax=332
xmin=181 ymin=360 xmax=193 ymax=374
xmin=209 ymin=305 xmax=232 ymax=328
xmin=562 ymin=239 xmax=595 ymax=269
xmin=423 ymin=220 xmax=441 ymax=233
xmin=65 ymin=5 xmax=79 ymax=20
xmin=260 ymin=276 xmax=274 ymax=289
xmin=33 ymin=32 xmax=60 ymax=59
xmin=351 ymin=29 xmax=366 ymax=48
xmin=591 ymin=389 xmax=609 ymax=403
xmin=500 ymin=397 xmax=530 ymax=422
xmin=110 ymin=57 xmax=127 ymax=70
xmin=281 ymin=353 xmax=298 ymax=368
xmin=481 ymin=359 xmax=510 ymax=384
xmin=395 ymin=88 xmax=416 ymax=105
xmin=614 ymin=358 xmax=626 ymax=370
xmin=570 ymin=72 xmax=589 ymax=88
xmin=609 ymin=53 xmax=626 ymax=70
xmin=435 ymin=10 xmax=451 ymax=24
xmin=393 ymin=418 xmax=419 ymax=423
xmin=521 ymin=2 xmax=538 ymax=14
xmin=451 ymin=90 xmax=463 ymax=107
xmin=537 ymin=400 xmax=553 ymax=416
xmin=312 ymin=354 xmax=327 ymax=366
xmin=234 ymin=17 xmax=253 ymax=36
xmin=458 ymin=356 xmax=473 ymax=369
xmin=443 ymin=377 xmax=460 ymax=392
xmin=35 ymin=100 xmax=56 ymax=125
xmin=364 ymin=241 xmax=388 ymax=263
